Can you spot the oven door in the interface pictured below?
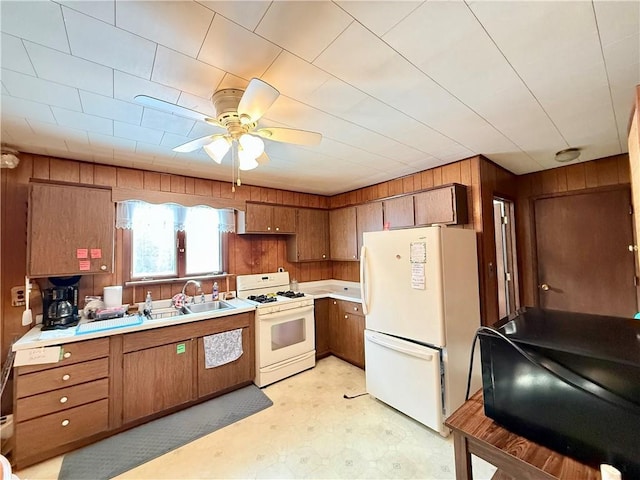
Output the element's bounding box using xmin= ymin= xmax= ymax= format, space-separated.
xmin=257 ymin=305 xmax=315 ymax=368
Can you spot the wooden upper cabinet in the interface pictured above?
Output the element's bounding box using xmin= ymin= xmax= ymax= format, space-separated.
xmin=27 ymin=181 xmax=114 ymax=278
xmin=356 ymin=202 xmax=383 ymax=257
xmin=287 ymin=208 xmax=329 ymax=262
xmin=383 ymin=196 xmax=415 ymax=229
xmin=329 ymin=206 xmax=358 ymax=261
xmin=414 ymin=184 xmax=468 ymax=226
xmin=238 ymin=203 xmax=296 ymax=234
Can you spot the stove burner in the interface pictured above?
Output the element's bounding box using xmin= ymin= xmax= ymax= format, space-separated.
xmin=277 ymin=291 xmax=305 ymax=298
xmin=247 ymin=294 xmax=278 ymax=304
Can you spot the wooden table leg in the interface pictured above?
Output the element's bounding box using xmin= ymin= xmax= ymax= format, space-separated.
xmin=453 ymin=431 xmax=473 ymax=480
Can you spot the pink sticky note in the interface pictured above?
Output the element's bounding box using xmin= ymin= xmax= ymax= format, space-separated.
xmin=90 ymin=248 xmax=102 ymax=259
xmin=77 ymin=248 xmax=88 ymax=259
xmin=78 ymin=260 xmax=91 ymax=271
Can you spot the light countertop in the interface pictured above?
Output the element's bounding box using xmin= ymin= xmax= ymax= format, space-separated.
xmin=13 ymin=297 xmax=256 ymax=351
xmin=299 ymin=280 xmax=361 ymax=303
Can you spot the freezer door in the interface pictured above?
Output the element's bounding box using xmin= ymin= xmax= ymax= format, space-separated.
xmin=365 ymin=330 xmax=446 ymax=435
xmin=361 ymin=227 xmax=445 ymax=346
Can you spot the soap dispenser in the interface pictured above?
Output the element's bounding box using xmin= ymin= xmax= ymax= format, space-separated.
xmin=144 ymin=291 xmax=153 ymax=313
xmin=213 ymin=282 xmax=219 ymax=301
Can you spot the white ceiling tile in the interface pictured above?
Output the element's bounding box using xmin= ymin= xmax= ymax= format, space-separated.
xmin=79 ymin=91 xmax=143 ymax=125
xmin=114 ymin=120 xmax=163 ymax=144
xmin=306 ymin=77 xmax=369 ymax=115
xmin=51 ymin=107 xmax=114 ymax=135
xmin=89 ymin=132 xmax=136 ymax=151
xmin=135 ymin=141 xmax=177 ymax=157
xmin=256 ymin=2 xmax=352 ymax=62
xmin=198 ymin=14 xmax=281 ymax=79
xmin=0 ymin=1 xmax=69 ymax=52
xmin=25 ymin=42 xmax=113 ymax=96
xmin=1 ymin=33 xmax=35 ymax=75
xmin=1 ymin=83 xmax=8 ymax=95
xmin=152 ymin=46 xmax=226 ymax=98
xmin=594 ymin=0 xmax=640 ymax=46
xmin=60 ymin=0 xmax=115 ymax=24
xmin=1 ymin=69 xmax=82 ymax=110
xmin=113 ymin=70 xmax=180 ymax=104
xmin=115 ymin=1 xmax=214 ymax=57
xmin=1 ymin=115 xmax=34 ymax=140
xmin=26 ymin=118 xmax=86 ymax=147
xmin=197 ymin=1 xmax=270 ymax=31
xmin=262 ymin=52 xmax=331 ymax=101
xmin=336 ymin=1 xmax=421 ymax=37
xmin=63 ymin=7 xmax=155 ymax=79
xmin=1 ymin=95 xmax=55 ymax=123
xmin=141 ymin=108 xmax=195 ymax=136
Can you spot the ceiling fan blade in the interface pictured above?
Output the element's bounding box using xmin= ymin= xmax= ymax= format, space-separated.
xmin=237 ymin=78 xmax=279 ymax=123
xmin=134 ymin=95 xmax=219 ymax=125
xmin=256 ymin=151 xmax=270 ymax=166
xmin=255 ymin=127 xmax=322 ymax=146
xmin=173 ymin=134 xmax=220 ymax=153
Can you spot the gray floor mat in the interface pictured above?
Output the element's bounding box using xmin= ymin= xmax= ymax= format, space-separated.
xmin=58 ymin=385 xmax=272 ymax=480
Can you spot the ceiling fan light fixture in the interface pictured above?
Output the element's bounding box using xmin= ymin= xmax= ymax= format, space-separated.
xmin=238 ymin=147 xmax=259 ymax=171
xmin=555 ymin=147 xmax=581 ymax=163
xmin=239 ymin=133 xmax=264 ymax=157
xmin=203 ymin=136 xmax=230 ymax=164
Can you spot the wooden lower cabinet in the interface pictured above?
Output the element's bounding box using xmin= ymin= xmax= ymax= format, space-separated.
xmin=122 ymin=340 xmax=195 ymax=423
xmin=314 ymin=298 xmax=331 ymax=359
xmin=12 ymin=312 xmax=255 ymax=469
xmin=327 ymin=299 xmax=365 ymax=369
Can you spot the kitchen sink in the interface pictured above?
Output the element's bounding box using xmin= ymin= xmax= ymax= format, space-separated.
xmin=147 ymin=307 xmax=184 ymax=320
xmin=182 ymin=300 xmax=234 ymax=314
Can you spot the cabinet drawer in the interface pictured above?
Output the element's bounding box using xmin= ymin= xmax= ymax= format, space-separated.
xmin=16 ymin=337 xmax=110 ymax=374
xmin=16 ymin=358 xmax=109 ymax=398
xmin=16 ymin=378 xmax=109 ymax=421
xmin=335 ymin=300 xmax=362 ymax=317
xmin=16 ymin=399 xmax=109 ymax=455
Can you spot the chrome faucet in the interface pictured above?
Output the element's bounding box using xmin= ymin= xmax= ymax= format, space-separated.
xmin=181 ymin=280 xmax=202 ymax=305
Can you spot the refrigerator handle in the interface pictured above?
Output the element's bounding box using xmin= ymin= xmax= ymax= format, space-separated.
xmin=360 ymin=245 xmax=369 ymax=315
xmin=367 ymin=333 xmax=435 ymax=361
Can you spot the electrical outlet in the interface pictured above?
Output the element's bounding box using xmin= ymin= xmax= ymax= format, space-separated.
xmin=11 ymin=286 xmax=25 ymax=307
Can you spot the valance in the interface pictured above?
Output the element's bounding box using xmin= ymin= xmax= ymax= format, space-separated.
xmin=115 ymin=200 xmax=235 ymax=233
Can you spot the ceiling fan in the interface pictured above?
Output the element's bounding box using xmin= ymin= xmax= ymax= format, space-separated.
xmin=134 ymin=78 xmax=322 ymax=180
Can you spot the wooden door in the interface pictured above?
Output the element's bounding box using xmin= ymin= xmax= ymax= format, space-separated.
xmin=244 ymin=203 xmax=272 ymax=232
xmin=296 ymin=208 xmax=328 ymax=261
xmin=383 ymin=196 xmax=414 ymax=229
xmin=272 ymin=206 xmax=296 ymax=233
xmin=356 ymin=202 xmax=383 ymax=258
xmin=122 ymin=340 xmax=194 ymax=423
xmin=314 ymin=298 xmax=331 ymax=359
xmin=329 ymin=207 xmax=357 ymax=260
xmin=534 ymin=188 xmax=637 ymax=317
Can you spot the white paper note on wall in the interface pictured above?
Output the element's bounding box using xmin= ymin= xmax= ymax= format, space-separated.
xmin=411 ymin=263 xmax=426 ymax=289
xmin=14 ymin=346 xmax=61 ymax=366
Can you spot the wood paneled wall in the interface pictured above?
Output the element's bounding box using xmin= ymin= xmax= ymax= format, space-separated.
xmin=0 ymin=154 xmax=331 ymax=361
xmin=515 ymin=154 xmax=631 ymax=307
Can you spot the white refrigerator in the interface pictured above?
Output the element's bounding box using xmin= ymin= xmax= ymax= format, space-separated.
xmin=360 ymin=226 xmax=481 ymax=435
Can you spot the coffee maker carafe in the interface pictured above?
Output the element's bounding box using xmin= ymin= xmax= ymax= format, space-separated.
xmin=42 ymin=286 xmax=79 ymax=330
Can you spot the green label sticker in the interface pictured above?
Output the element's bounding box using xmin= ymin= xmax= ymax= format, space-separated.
xmin=176 ymin=343 xmax=186 ymax=354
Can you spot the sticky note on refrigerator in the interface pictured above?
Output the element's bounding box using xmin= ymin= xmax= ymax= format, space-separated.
xmin=411 ymin=263 xmax=426 ymax=289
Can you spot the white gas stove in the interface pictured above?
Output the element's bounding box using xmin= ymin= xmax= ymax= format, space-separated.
xmin=236 ymin=272 xmax=315 ymax=387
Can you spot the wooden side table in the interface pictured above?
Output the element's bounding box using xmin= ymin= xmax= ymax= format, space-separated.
xmin=444 ymin=390 xmax=601 ymax=480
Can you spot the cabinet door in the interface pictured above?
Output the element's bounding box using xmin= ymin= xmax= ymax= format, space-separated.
xmin=328 ymin=300 xmax=343 ymax=356
xmin=244 ymin=203 xmax=273 ymax=232
xmin=329 ymin=207 xmax=358 ymax=261
xmin=28 ymin=182 xmax=114 ymax=277
xmin=122 ymin=340 xmax=194 ymax=423
xmin=383 ymin=196 xmax=415 ymax=229
xmin=314 ymin=298 xmax=331 ymax=358
xmin=414 ymin=184 xmax=468 ymax=226
xmin=356 ymin=202 xmax=383 ymax=258
xmin=197 ymin=326 xmax=252 ymax=397
xmin=291 ymin=208 xmax=329 ymax=261
xmin=272 ymin=206 xmax=296 ymax=233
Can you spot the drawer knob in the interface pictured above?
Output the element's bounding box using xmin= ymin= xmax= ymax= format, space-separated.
xmin=322 ymin=254 xmax=326 ymax=259
xmin=61 ymin=419 xmax=70 ymax=427
xmin=275 ymin=227 xmax=280 ymax=231
xmin=267 ymin=226 xmax=271 ymax=231
xmin=344 ymin=314 xmax=348 ymax=319
xmin=60 ymin=396 xmax=68 ymax=404
xmin=100 ymin=265 xmax=107 ymax=271
xmin=62 ymin=374 xmax=70 ymax=381
xmin=353 ymin=307 xmax=358 ymax=311
xmin=63 ymin=352 xmax=71 ymax=359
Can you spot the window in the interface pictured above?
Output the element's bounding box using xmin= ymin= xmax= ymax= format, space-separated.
xmin=117 ymin=201 xmax=233 ymax=280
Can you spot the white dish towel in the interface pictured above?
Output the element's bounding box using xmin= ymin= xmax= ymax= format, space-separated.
xmin=203 ymin=329 xmax=243 ymax=368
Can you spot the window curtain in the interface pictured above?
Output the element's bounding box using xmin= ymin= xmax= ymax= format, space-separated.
xmin=115 ymin=200 xmax=235 ymax=233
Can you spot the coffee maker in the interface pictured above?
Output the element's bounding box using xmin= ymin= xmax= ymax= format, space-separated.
xmin=42 ymin=285 xmax=79 ymax=330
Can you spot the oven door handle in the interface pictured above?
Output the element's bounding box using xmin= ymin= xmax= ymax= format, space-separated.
xmin=259 ymin=305 xmax=314 ymax=321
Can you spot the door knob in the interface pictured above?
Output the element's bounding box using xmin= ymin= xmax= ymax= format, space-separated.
xmin=539 ymin=283 xmax=550 ymax=291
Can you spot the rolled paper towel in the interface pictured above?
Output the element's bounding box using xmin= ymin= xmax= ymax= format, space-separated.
xmin=600 ymin=464 xmax=622 ymax=480
xmin=103 ymin=286 xmax=123 ymax=308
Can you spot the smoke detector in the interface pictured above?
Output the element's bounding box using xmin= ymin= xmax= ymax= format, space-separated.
xmin=1 ymin=149 xmax=20 ymax=169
